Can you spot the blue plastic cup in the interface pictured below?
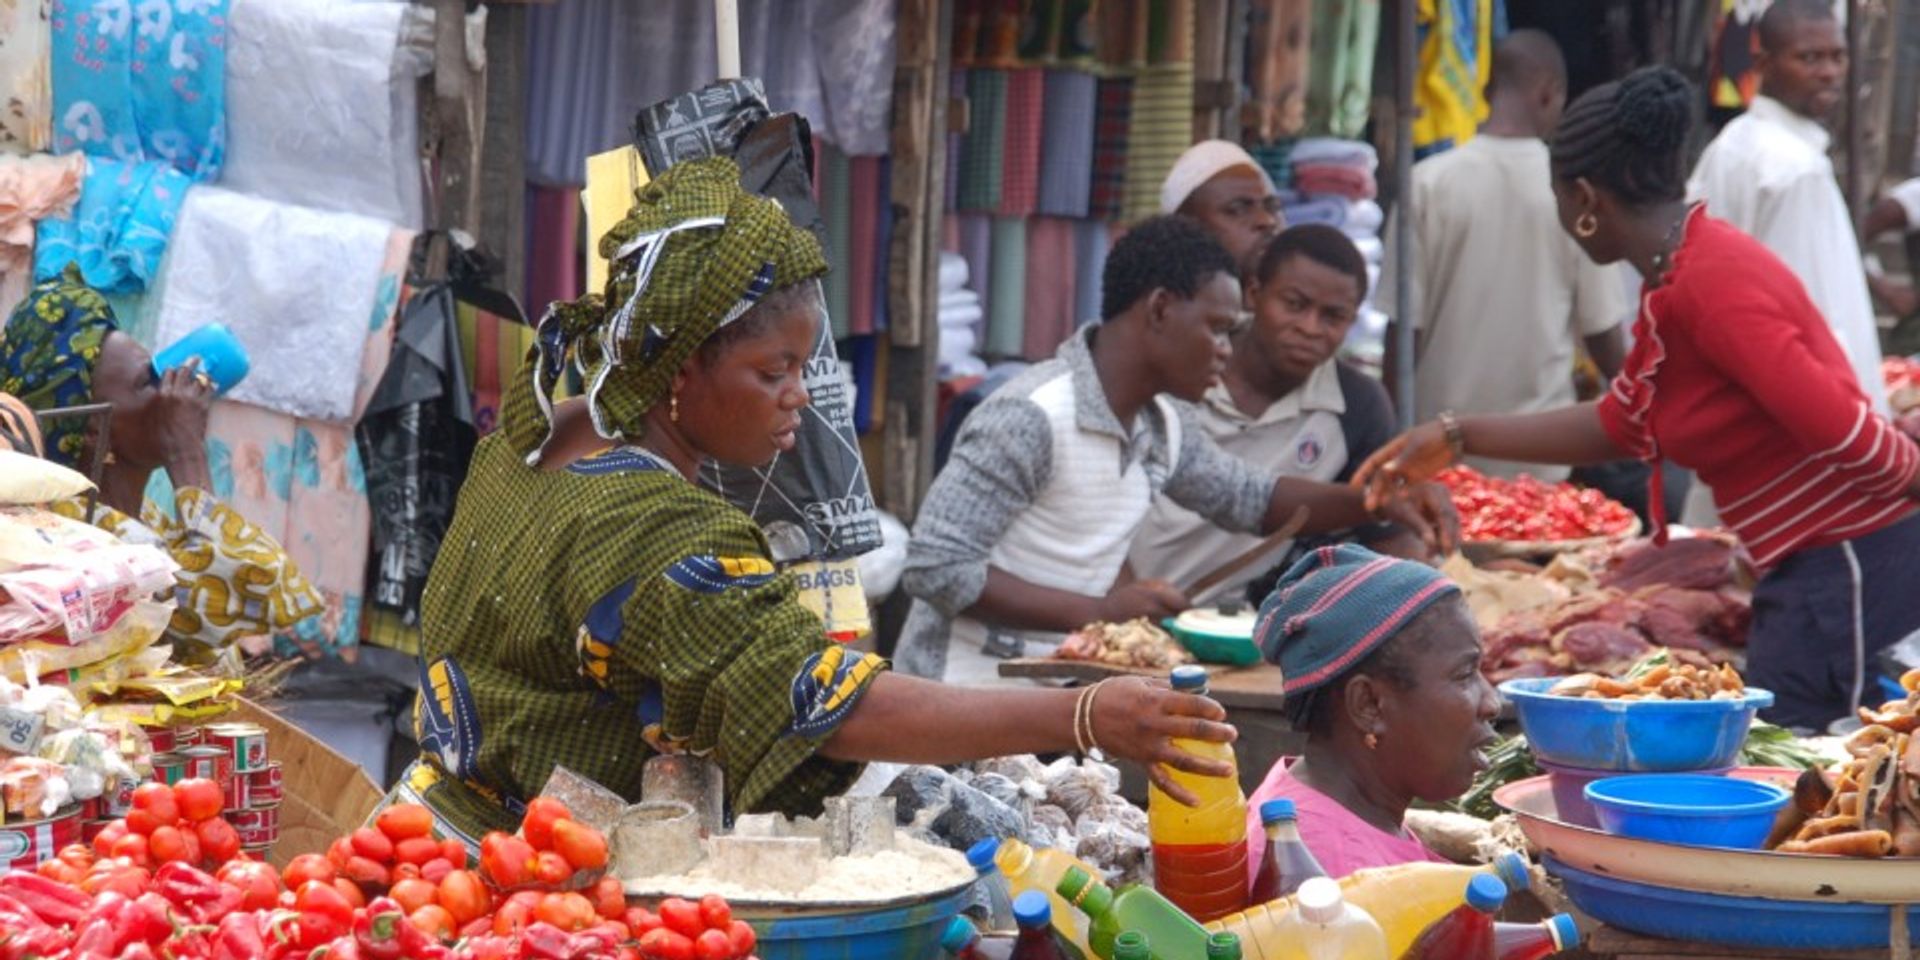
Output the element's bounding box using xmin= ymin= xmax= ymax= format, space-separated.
xmin=152 ymin=323 xmax=250 ymax=396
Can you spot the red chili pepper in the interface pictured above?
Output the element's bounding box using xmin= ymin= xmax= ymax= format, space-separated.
xmin=72 ymin=891 xmax=137 ymax=958
xmin=214 ymin=910 xmax=268 ymax=960
xmin=453 ymin=936 xmax=516 ymax=960
xmin=0 ymin=869 xmax=91 ymax=927
xmin=354 ymin=897 xmax=407 ymax=960
xmin=162 ymin=926 xmax=214 ymax=960
xmin=0 ymin=925 xmax=71 ymax=960
xmin=189 ymin=883 xmax=246 ymax=926
xmin=318 ymin=934 xmax=365 ymax=960
xmin=123 ymin=942 xmax=161 ymax=960
xmin=0 ymin=890 xmax=50 ymax=931
xmin=155 ymin=862 xmax=227 ymax=910
xmin=132 ymin=892 xmax=183 ymax=945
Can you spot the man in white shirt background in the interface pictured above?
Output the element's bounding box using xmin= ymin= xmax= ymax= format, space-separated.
xmin=1378 ymin=30 xmax=1628 ymax=483
xmin=1687 ymin=0 xmax=1888 ymax=416
xmin=1863 ymin=177 xmax=1920 ymax=321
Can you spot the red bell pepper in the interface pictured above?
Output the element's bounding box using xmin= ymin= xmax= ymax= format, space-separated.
xmin=0 ymin=870 xmax=91 ymax=927
xmin=515 ymin=923 xmax=577 ymax=960
xmin=155 ymin=862 xmax=227 ymax=910
xmin=123 ymin=942 xmax=161 ymax=960
xmin=0 ymin=926 xmax=72 ymax=960
xmin=316 ymin=934 xmax=366 ymax=960
xmin=161 ymin=926 xmax=214 ymax=960
xmin=69 ymin=891 xmax=137 ymax=959
xmin=354 ymin=897 xmax=407 ymax=960
xmin=214 ymin=910 xmax=267 ymax=960
xmin=132 ymin=892 xmax=183 ymax=945
xmin=453 ymin=935 xmax=516 ymax=960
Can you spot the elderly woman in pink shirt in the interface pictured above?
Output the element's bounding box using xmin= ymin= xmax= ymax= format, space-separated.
xmin=1243 ymin=545 xmax=1501 ymax=881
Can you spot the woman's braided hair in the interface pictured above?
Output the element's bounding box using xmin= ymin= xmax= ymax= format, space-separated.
xmin=1549 ymin=66 xmax=1693 ymax=208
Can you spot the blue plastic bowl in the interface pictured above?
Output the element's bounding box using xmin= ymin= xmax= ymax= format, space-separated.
xmin=1584 ymin=774 xmax=1790 ymax=849
xmin=1499 ymin=677 xmax=1774 ymax=771
xmin=1545 ymin=856 xmax=1907 ymax=950
xmin=750 ymin=884 xmax=971 ymax=960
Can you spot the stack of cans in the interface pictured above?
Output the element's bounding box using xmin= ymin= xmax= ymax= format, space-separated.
xmin=81 ymin=720 xmax=282 ymax=856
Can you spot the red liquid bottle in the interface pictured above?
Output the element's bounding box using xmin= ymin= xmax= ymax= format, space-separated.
xmin=1011 ymin=891 xmax=1074 ymax=960
xmin=1247 ymin=798 xmax=1327 ymax=905
xmin=1402 ymin=874 xmax=1505 ymax=960
xmin=1494 ymin=914 xmax=1581 ymax=960
xmin=943 ymin=916 xmax=1015 ymax=959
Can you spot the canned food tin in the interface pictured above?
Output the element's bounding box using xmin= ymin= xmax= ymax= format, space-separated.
xmin=80 ymin=819 xmax=113 ymax=845
xmin=248 ymin=763 xmax=283 ymax=807
xmin=80 ymin=797 xmax=100 ymax=821
xmin=174 ymin=726 xmax=202 ymax=749
xmin=142 ymin=725 xmax=177 ymax=754
xmin=0 ymin=805 xmax=82 ymax=871
xmin=203 ymin=723 xmax=269 ymax=773
xmin=228 ymin=805 xmax=279 ymax=848
xmin=240 ymin=843 xmax=273 ymax=860
xmin=101 ymin=776 xmax=138 ymax=817
xmin=151 ymin=752 xmax=186 ymax=786
xmin=179 ymin=745 xmax=231 ymax=785
xmin=222 ymin=774 xmax=250 ymax=812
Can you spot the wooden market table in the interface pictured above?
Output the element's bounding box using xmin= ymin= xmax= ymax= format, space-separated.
xmin=1582 ymin=924 xmax=1913 ymax=960
xmin=997 ymin=659 xmax=1300 ymax=799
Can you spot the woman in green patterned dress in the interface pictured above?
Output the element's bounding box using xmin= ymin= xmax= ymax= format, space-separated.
xmin=402 ymin=158 xmax=1237 ymax=842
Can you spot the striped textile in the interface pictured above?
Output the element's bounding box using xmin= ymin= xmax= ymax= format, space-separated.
xmin=957 ymin=70 xmax=1009 ymax=211
xmin=984 ymin=217 xmax=1028 ymax=358
xmin=997 ymin=69 xmax=1046 ymax=217
xmin=1037 ymin=69 xmax=1100 ymax=218
xmin=1022 ymin=217 xmax=1079 ymax=359
xmin=1089 ymin=77 xmax=1136 ymax=220
xmin=1122 ymin=61 xmax=1196 ymax=224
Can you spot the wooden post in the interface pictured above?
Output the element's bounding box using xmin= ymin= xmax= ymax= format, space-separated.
xmin=427 ymin=0 xmax=484 ymax=239
xmin=1391 ymin=0 xmax=1416 ymax=428
xmin=479 ymin=4 xmax=527 ymax=299
xmin=882 ymin=0 xmax=950 ymax=522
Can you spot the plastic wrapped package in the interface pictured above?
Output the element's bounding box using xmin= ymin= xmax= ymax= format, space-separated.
xmin=1042 ymin=756 xmax=1122 ymax=819
xmin=1074 ymin=816 xmax=1153 ymax=888
xmin=36 ymin=727 xmax=133 ymax=801
xmin=974 ymin=754 xmax=1048 ymax=784
xmin=1028 ymin=803 xmax=1076 ymax=849
xmin=0 ymin=599 xmax=171 ymax=686
xmin=882 ymin=765 xmax=1028 ymax=853
xmin=0 ymin=453 xmax=93 ymax=506
xmin=0 ymin=756 xmax=70 ymax=819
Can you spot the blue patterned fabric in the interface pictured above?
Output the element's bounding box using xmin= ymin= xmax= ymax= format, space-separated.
xmin=40 ymin=0 xmax=228 ymax=293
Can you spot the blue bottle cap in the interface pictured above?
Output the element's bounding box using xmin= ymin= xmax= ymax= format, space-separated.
xmin=1465 ymin=874 xmax=1507 ymax=913
xmin=942 ymin=916 xmax=981 ymax=952
xmin=967 ymin=837 xmax=1002 ymax=874
xmin=1548 ymin=914 xmax=1581 ymax=949
xmin=1013 ymin=890 xmax=1052 ymax=927
xmin=1493 ymin=851 xmax=1531 ymax=893
xmin=1170 ymin=665 xmax=1210 ymax=692
xmin=1259 ymin=798 xmax=1297 ymax=824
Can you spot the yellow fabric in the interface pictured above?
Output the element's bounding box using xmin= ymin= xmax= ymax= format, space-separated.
xmin=53 ymin=487 xmax=326 ymax=654
xmin=581 ymin=147 xmax=650 ymax=295
xmin=1411 ymin=0 xmax=1494 ymax=154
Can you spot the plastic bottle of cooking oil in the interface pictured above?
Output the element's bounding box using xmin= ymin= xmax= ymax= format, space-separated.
xmin=1250 ymin=877 xmax=1387 ymax=960
xmin=1057 ymin=866 xmax=1211 ymax=960
xmin=1493 ymin=915 xmax=1582 ymax=960
xmin=1206 ymin=852 xmax=1532 ymax=960
xmin=1247 ymin=798 xmax=1326 ymax=904
xmin=1011 ymin=892 xmax=1075 ymax=960
xmin=1148 ymin=665 xmax=1249 ymax=923
xmin=992 ymin=837 xmax=1095 ymax=959
xmin=1401 ymin=874 xmax=1505 ymax=960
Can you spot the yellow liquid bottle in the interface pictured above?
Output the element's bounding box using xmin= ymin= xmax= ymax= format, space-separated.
xmin=994 ymin=837 xmax=1096 ymax=959
xmin=1205 ymin=852 xmax=1531 ymax=960
xmin=1147 ymin=666 xmax=1249 ymax=923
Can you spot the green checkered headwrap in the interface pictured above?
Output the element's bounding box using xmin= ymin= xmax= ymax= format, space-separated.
xmin=503 ymin=158 xmax=829 ymax=462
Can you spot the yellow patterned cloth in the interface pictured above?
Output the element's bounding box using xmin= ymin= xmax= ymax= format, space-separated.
xmin=1411 ymin=0 xmax=1494 ymax=156
xmin=52 ymin=487 xmax=327 ymax=655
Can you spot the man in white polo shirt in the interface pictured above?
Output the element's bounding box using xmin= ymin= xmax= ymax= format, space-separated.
xmin=1864 ymin=177 xmax=1920 ymax=320
xmin=894 ymin=218 xmax=1457 ymax=683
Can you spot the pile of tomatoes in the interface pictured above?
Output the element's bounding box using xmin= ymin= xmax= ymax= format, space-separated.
xmin=1437 ymin=465 xmax=1637 ymax=543
xmin=0 ymin=792 xmax=760 ymax=960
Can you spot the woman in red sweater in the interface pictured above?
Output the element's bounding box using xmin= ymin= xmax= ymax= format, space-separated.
xmin=1356 ymin=66 xmax=1920 ymax=733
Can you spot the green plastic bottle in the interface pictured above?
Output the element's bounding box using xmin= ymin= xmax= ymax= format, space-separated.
xmin=1057 ymin=866 xmax=1210 ymax=960
xmin=1112 ymin=933 xmax=1151 ymax=960
xmin=1206 ymin=932 xmax=1244 ymax=959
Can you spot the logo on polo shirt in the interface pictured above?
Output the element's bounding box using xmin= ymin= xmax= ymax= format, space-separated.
xmin=1296 ymin=432 xmax=1325 ymax=468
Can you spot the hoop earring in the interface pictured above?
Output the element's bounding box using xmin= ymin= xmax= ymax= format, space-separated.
xmin=1575 ymin=213 xmax=1599 ymax=239
xmin=670 ymin=393 xmax=680 ymax=423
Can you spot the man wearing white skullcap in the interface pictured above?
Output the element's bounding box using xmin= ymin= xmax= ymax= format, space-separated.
xmin=1160 ymin=140 xmax=1284 ymax=276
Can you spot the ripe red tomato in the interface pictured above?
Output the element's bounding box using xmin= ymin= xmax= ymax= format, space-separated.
xmin=376 ymin=803 xmax=436 ymax=842
xmin=93 ymin=820 xmax=128 ymax=858
xmin=519 ymin=797 xmax=573 ymax=852
xmin=727 ymin=920 xmax=756 ymax=955
xmin=590 ymin=877 xmax=626 ymax=920
xmin=551 ymin=818 xmax=609 ymax=872
xmin=148 ymin=825 xmax=190 ymax=864
xmin=351 ymin=827 xmax=395 ymax=864
xmin=327 ymin=836 xmax=356 ymax=869
xmin=283 ymin=853 xmax=337 ymax=890
xmin=410 ymin=903 xmax=458 ymax=941
xmin=624 ymin=907 xmax=661 ymax=938
xmin=34 ymin=859 xmax=79 ymax=885
xmin=479 ymin=831 xmax=537 ymax=889
xmin=535 ymin=892 xmax=597 ymax=932
xmin=125 ymin=807 xmax=167 ymax=837
xmin=393 ymin=836 xmax=440 ymax=867
xmin=172 ymin=778 xmax=224 ymax=822
xmin=420 ymin=857 xmax=454 ymax=884
xmin=697 ymin=893 xmax=731 ymax=931
xmin=533 ymin=850 xmax=573 ymax=887
xmin=636 ymin=928 xmax=695 ymax=960
xmin=693 ymin=928 xmax=734 ymax=960
xmin=195 ymin=816 xmax=241 ymax=866
xmin=132 ymin=782 xmax=181 ymax=823
xmin=657 ymin=897 xmax=704 ymax=939
xmin=295 ymin=879 xmax=355 ymax=932
xmin=178 ymin=830 xmax=202 ymax=869
xmin=440 ymin=838 xmax=470 ymax=869
xmin=56 ymin=844 xmax=94 ymax=872
xmin=390 ymin=876 xmax=438 ymax=914
xmin=343 ymin=855 xmax=391 ymax=892
xmin=492 ymin=890 xmax=543 ymax=936
xmin=333 ymin=876 xmax=368 ymax=910
xmin=110 ymin=831 xmax=150 ymax=867
xmin=438 ymin=869 xmax=492 ymax=926
xmin=218 ymin=859 xmax=285 ymax=912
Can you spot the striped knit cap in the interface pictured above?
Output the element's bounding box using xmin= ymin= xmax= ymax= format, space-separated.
xmin=1255 ymin=544 xmax=1461 ymax=696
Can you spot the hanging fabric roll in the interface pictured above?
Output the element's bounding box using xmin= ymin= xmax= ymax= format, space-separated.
xmin=958 ymin=69 xmax=1009 ymax=211
xmin=997 ymin=68 xmax=1046 ymax=217
xmin=1245 ymin=0 xmax=1313 ymax=143
xmin=870 ymin=156 xmax=893 ymax=332
xmin=947 ymin=67 xmax=969 ymax=212
xmin=820 ymin=142 xmax=855 ymax=340
xmin=1122 ymin=60 xmax=1195 ymax=223
xmin=1037 ymin=69 xmax=1099 ymax=218
xmin=848 ymin=155 xmax=883 ymax=336
xmin=1306 ymin=0 xmax=1382 ymax=139
xmin=1089 ymin=76 xmax=1135 ymax=220
xmin=1022 ymin=217 xmax=1078 ymax=360
xmin=985 ymin=216 xmax=1028 ymax=358
xmin=1072 ymin=219 xmax=1111 ymax=327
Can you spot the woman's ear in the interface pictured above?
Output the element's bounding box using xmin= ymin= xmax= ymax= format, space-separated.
xmin=1341 ymin=674 xmax=1391 ymax=740
xmin=1574 ymin=176 xmax=1602 ymax=219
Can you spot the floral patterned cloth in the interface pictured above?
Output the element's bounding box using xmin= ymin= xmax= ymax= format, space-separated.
xmin=0 ymin=263 xmax=114 ymax=464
